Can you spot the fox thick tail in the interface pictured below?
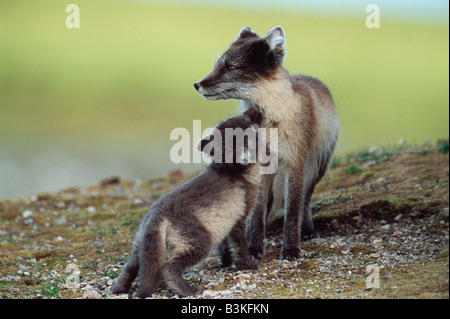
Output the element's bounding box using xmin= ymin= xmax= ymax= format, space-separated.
xmin=136 ymin=217 xmax=167 ymax=299
xmin=111 ymin=217 xmax=148 ymax=294
xmin=110 ymin=242 xmax=140 ymax=294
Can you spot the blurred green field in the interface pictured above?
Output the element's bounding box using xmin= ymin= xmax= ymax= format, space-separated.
xmin=0 ymin=0 xmax=448 ymax=197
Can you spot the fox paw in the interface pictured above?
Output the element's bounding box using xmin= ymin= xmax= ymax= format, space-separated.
xmin=248 ymin=245 xmax=265 ymax=260
xmin=280 ymin=247 xmax=302 ymax=261
xmin=110 ymin=282 xmax=129 ymax=295
xmin=235 ymin=257 xmax=261 ymax=271
xmin=219 ymin=252 xmax=233 ymax=268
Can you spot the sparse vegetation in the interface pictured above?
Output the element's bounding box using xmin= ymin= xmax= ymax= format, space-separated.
xmin=0 ymin=141 xmax=448 ymax=299
xmin=438 ymin=139 xmax=449 ymax=154
xmin=344 ymin=165 xmax=362 ymax=175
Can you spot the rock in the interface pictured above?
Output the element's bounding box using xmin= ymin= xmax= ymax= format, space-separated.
xmin=83 ymin=289 xmax=101 ymax=299
xmin=22 ymin=210 xmax=33 ymax=218
xmin=202 ymin=290 xmax=233 ymax=298
xmin=100 ymin=176 xmax=120 ymax=187
xmin=10 ymin=287 xmax=20 ymax=293
xmin=54 ymin=201 xmax=66 ymax=208
xmin=432 ymin=246 xmax=440 ymax=254
xmin=237 ymin=273 xmax=251 ymax=279
xmin=110 ymin=293 xmax=128 ymax=299
xmin=55 ymin=215 xmax=66 ymax=225
xmin=244 ymin=284 xmax=257 ymax=291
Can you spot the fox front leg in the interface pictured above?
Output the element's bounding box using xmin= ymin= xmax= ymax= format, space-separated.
xmin=280 ymin=168 xmax=304 ymax=260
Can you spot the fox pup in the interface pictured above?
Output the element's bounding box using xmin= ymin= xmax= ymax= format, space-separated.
xmin=111 ymin=107 xmax=263 ymax=298
xmin=194 ymin=26 xmax=340 ymax=260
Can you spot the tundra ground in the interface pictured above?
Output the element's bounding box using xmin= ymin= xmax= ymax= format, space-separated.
xmin=0 ymin=141 xmax=448 ymax=299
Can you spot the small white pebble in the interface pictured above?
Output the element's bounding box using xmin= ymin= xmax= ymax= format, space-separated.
xmin=22 ymin=210 xmax=33 ymax=218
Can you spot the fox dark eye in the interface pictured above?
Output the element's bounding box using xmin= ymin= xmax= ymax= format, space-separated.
xmin=227 ymin=65 xmax=236 ymax=71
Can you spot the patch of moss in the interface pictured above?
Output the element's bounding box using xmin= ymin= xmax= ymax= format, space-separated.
xmin=344 ymin=165 xmax=362 ymax=175
xmin=437 ymin=139 xmax=449 ymax=153
xmin=91 ymin=212 xmax=117 ymax=221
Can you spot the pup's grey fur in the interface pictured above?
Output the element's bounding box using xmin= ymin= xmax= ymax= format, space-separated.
xmin=194 ymin=26 xmax=340 ymax=260
xmin=111 ymin=107 xmax=263 ymax=298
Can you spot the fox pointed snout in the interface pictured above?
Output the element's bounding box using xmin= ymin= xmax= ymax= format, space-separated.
xmin=194 ymin=73 xmax=227 ymax=100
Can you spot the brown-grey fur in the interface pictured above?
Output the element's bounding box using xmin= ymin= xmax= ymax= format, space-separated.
xmin=194 ymin=26 xmax=340 ymax=260
xmin=111 ymin=107 xmax=263 ymax=298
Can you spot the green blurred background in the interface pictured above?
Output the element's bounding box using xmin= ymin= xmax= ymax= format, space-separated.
xmin=0 ymin=0 xmax=448 ymax=199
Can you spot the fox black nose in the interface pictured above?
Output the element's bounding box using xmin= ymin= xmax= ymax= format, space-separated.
xmin=194 ymin=82 xmax=200 ymax=91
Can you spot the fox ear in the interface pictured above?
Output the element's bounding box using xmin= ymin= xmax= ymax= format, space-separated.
xmin=237 ymin=26 xmax=258 ymax=39
xmin=244 ymin=106 xmax=264 ymax=126
xmin=197 ymin=135 xmax=212 ymax=153
xmin=262 ymin=26 xmax=286 ymax=63
xmin=197 ymin=128 xmax=222 ymax=158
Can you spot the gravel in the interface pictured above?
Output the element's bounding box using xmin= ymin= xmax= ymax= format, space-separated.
xmin=57 ymin=210 xmax=448 ymax=299
xmin=1 ymin=146 xmax=447 ymax=299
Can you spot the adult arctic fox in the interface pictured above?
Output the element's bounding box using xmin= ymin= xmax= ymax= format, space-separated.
xmin=111 ymin=107 xmax=262 ymax=298
xmin=194 ymin=26 xmax=339 ymax=260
